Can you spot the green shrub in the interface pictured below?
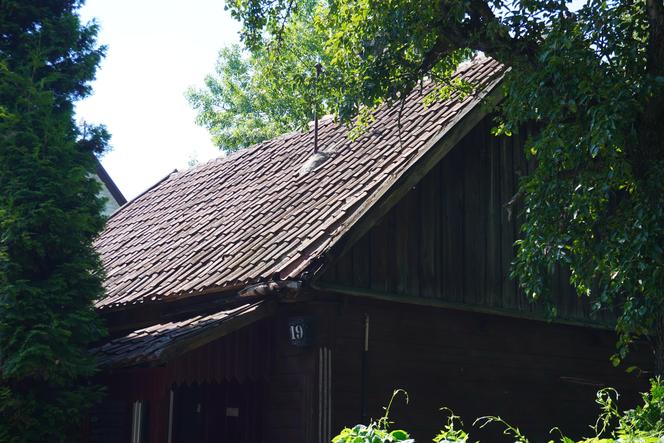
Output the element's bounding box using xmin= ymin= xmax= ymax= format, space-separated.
xmin=334 ymin=379 xmax=664 ymax=443
xmin=333 ymin=390 xmax=415 ymax=443
xmin=333 ymin=425 xmax=415 ymax=443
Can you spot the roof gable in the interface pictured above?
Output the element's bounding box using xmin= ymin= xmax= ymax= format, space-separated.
xmin=96 ymin=159 xmax=126 ymax=207
xmin=95 ymin=56 xmax=505 ymax=310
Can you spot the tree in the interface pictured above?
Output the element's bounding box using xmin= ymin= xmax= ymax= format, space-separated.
xmin=224 ymin=0 xmax=664 ymax=372
xmin=0 ymin=1 xmax=109 ymax=440
xmin=187 ymin=0 xmax=327 ymax=151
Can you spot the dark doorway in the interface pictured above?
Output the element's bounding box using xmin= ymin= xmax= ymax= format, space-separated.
xmin=172 ymin=381 xmax=263 ymax=443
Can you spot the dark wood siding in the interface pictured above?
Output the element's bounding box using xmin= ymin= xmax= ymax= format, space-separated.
xmin=95 ymin=314 xmax=318 ymax=443
xmin=263 ymin=305 xmax=318 ymax=443
xmin=311 ymin=296 xmax=647 ymax=443
xmin=320 ymin=115 xmax=609 ymax=325
xmin=88 ymin=399 xmax=131 ymax=443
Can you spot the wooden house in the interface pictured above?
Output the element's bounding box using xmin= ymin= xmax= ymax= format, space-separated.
xmin=90 ymin=57 xmax=649 ymax=443
xmin=95 ymin=159 xmax=127 ymax=216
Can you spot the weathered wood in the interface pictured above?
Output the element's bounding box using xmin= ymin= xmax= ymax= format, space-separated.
xmin=336 ymin=240 xmax=354 ymax=288
xmin=370 ymin=218 xmax=388 ymax=294
xmin=385 ymin=209 xmax=399 ymax=294
xmin=312 ymin=281 xmax=613 ymax=330
xmin=512 ymin=128 xmax=530 ymax=314
xmin=463 ymin=121 xmax=486 ymax=305
xmin=317 ymin=114 xmax=606 ymax=325
xmin=315 ymin=77 xmax=505 ymax=278
xmin=157 ymin=300 xmax=277 ymax=365
xmin=500 ymin=133 xmax=517 ymax=310
xmin=441 ymin=144 xmax=465 ymax=303
xmin=317 ymin=296 xmax=649 ymax=443
xmin=404 ymin=189 xmax=420 ymax=297
xmin=394 ymin=192 xmax=410 ymax=295
xmin=419 ymin=171 xmax=437 ymax=298
xmin=486 ymin=118 xmax=503 ymax=308
xmin=352 ymin=235 xmax=371 ymax=289
xmin=262 ymin=305 xmax=318 ymax=443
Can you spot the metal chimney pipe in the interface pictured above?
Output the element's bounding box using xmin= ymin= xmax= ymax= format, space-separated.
xmin=313 ymin=62 xmax=323 ymax=154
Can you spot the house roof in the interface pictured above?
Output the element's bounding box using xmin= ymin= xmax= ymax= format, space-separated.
xmin=95 ymin=56 xmax=505 ymax=310
xmin=96 ymin=159 xmax=127 ymax=207
xmin=94 ymin=299 xmax=275 ymax=368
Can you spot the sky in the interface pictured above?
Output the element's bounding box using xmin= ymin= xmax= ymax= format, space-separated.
xmin=76 ymin=0 xmax=241 ymax=200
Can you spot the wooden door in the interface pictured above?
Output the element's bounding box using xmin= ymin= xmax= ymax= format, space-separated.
xmin=172 ymin=382 xmax=263 ymax=443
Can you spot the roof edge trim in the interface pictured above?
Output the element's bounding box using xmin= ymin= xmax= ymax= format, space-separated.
xmin=96 ymin=159 xmax=127 ymax=206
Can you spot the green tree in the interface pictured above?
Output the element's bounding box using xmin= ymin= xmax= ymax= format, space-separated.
xmin=225 ymin=0 xmax=664 ymax=372
xmin=0 ymin=1 xmax=109 ymax=440
xmin=187 ymin=0 xmax=327 ymax=151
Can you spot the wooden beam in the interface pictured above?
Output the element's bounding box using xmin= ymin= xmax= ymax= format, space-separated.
xmin=312 ymin=281 xmax=614 ymax=330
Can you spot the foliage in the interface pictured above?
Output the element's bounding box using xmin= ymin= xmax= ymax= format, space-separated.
xmin=498 ymin=1 xmax=664 ymax=369
xmin=614 ymin=378 xmax=664 ymax=439
xmin=226 ymin=0 xmax=664 ymax=370
xmin=0 ymin=0 xmax=108 ymax=440
xmin=333 ymin=424 xmax=415 ymax=443
xmin=433 ymin=409 xmax=471 ymax=443
xmin=335 ymin=380 xmax=664 ymax=443
xmin=333 ymin=390 xmax=414 ymax=443
xmin=471 ymin=378 xmax=664 ymax=443
xmin=187 ymin=0 xmax=328 ymax=151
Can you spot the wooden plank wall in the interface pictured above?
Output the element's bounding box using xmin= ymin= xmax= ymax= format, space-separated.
xmin=321 ymin=115 xmax=610 ymax=325
xmin=315 ymin=296 xmax=648 ymax=443
xmin=263 ymin=305 xmax=318 ymax=443
xmin=95 ymin=314 xmax=318 ymax=443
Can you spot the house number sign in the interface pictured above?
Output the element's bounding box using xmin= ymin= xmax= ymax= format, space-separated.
xmin=287 ymin=316 xmax=313 ymax=347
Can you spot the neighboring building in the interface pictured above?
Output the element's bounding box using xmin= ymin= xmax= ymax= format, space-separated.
xmin=89 ymin=57 xmax=649 ymax=443
xmin=95 ymin=159 xmax=126 ymax=216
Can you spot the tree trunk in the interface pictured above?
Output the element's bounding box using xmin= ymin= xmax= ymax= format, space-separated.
xmin=655 ymin=315 xmax=664 ymax=376
xmin=634 ymin=0 xmax=664 ymax=180
xmin=643 ymin=2 xmax=664 ymax=378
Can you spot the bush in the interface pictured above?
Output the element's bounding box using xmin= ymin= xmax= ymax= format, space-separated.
xmin=333 ymin=379 xmax=664 ymax=443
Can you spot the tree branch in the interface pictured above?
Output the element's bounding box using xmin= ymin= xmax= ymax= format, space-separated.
xmin=646 ymin=0 xmax=664 ymax=75
xmin=421 ymin=0 xmax=539 ymax=77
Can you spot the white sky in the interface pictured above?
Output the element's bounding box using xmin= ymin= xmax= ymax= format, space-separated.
xmin=76 ymin=0 xmax=241 ymax=200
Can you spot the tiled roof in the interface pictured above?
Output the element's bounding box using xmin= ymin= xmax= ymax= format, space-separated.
xmin=95 ymin=56 xmax=505 ymax=310
xmin=94 ymin=300 xmax=274 ymax=368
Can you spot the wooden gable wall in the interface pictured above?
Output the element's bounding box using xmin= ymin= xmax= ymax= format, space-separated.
xmin=318 ymin=114 xmax=611 ymax=326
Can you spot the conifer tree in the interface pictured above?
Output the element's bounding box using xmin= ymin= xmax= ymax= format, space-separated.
xmin=0 ymin=1 xmax=109 ymax=440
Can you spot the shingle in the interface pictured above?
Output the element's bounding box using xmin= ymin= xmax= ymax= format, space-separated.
xmin=95 ymin=56 xmax=504 ymax=310
xmin=93 ymin=301 xmax=269 ymax=367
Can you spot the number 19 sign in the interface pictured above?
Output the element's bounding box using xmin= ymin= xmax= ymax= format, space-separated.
xmin=287 ymin=316 xmax=313 ymax=347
